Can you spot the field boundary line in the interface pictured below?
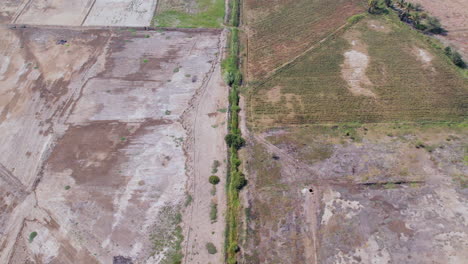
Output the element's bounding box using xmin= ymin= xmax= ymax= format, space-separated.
xmin=11 ymin=0 xmax=32 ymax=24
xmin=260 ymin=22 xmax=350 ymax=84
xmin=80 ymin=0 xmax=97 ymax=26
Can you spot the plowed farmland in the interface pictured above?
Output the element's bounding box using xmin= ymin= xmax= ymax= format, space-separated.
xmin=249 ymin=14 xmax=468 ymax=128
xmin=243 ymin=0 xmax=366 ymax=80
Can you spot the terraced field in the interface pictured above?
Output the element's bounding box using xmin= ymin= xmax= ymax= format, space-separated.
xmin=243 ymin=0 xmax=366 ymax=80
xmin=249 ymin=14 xmax=468 ymax=128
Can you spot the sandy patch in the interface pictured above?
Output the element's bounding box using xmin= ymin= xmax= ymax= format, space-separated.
xmin=367 ymin=19 xmax=391 ymax=33
xmin=341 ymin=49 xmax=376 ymax=98
xmin=83 ymin=0 xmax=157 ymax=27
xmin=341 ymin=30 xmax=377 ymax=98
xmin=15 ymin=0 xmax=94 ymax=25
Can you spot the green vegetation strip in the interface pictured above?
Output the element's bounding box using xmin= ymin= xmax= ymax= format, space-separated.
xmin=154 ymin=0 xmax=225 ymax=28
xmin=224 ymin=1 xmax=245 ymax=263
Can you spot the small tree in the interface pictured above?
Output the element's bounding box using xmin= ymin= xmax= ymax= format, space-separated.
xmin=368 ymin=0 xmax=378 ymax=13
xmin=451 ymin=51 xmax=466 ymax=68
xmin=225 ymin=133 xmax=245 ymax=149
xmin=426 ymin=16 xmax=443 ymax=34
xmin=206 ymin=242 xmax=217 ymax=254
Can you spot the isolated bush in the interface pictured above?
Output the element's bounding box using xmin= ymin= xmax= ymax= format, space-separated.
xmin=210 ymin=202 xmax=218 ymax=222
xmin=444 ymin=47 xmax=466 ymax=68
xmin=209 ymin=175 xmax=220 ymax=185
xmin=211 ymin=160 xmax=221 ymax=174
xmin=451 ymin=52 xmax=466 ymax=68
xmin=425 ymin=16 xmax=443 ymax=34
xmin=206 ymin=242 xmax=217 ymax=254
xmin=29 ymin=232 xmax=38 ymax=243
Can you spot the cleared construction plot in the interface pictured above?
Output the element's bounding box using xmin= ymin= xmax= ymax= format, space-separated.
xmin=0 ymin=0 xmax=24 ymax=23
xmin=9 ymin=0 xmax=157 ymax=26
xmin=243 ymin=0 xmax=366 ymax=80
xmin=14 ymin=0 xmax=95 ymax=25
xmin=153 ymin=0 xmax=225 ymax=28
xmin=84 ymin=0 xmax=158 ymax=27
xmin=249 ymin=14 xmax=468 ymax=127
xmin=0 ymin=26 xmax=226 ymax=263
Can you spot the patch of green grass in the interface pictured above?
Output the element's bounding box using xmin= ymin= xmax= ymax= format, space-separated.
xmin=165 ymin=110 xmax=171 ymax=115
xmin=29 ymin=232 xmax=37 ymax=243
xmin=143 ymin=59 xmax=149 ymax=63
xmin=153 ymin=0 xmax=225 ymax=28
xmin=64 ymin=185 xmax=71 ymax=190
xmin=184 ymin=194 xmax=193 ymax=207
xmin=210 ymin=202 xmax=218 ymax=222
xmin=452 ymin=174 xmax=467 ymax=188
xmin=120 ymin=137 xmax=126 ymax=141
xmin=173 ymin=67 xmax=179 ymax=73
xmin=206 ymin=242 xmax=218 ymax=254
xmin=217 ymin=108 xmax=228 ymax=113
xmin=151 ymin=205 xmax=184 ymax=264
xmin=211 ymin=160 xmax=221 ymax=174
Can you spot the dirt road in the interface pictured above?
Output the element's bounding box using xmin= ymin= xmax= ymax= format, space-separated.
xmin=182 ymin=29 xmax=228 ymax=264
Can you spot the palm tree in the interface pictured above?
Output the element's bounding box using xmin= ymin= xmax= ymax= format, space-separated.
xmin=368 ymin=0 xmax=378 ymax=13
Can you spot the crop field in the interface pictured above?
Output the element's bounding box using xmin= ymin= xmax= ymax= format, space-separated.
xmin=243 ymin=0 xmax=366 ymax=80
xmin=153 ymin=0 xmax=225 ymax=28
xmin=248 ymin=14 xmax=468 ymax=128
xmin=243 ymin=123 xmax=468 ymax=263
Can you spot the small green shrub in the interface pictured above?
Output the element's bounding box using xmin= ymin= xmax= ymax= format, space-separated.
xmin=232 ymin=172 xmax=247 ymax=190
xmin=225 ymin=133 xmax=245 ymax=149
xmin=211 ymin=160 xmax=221 ymax=173
xmin=348 ymin=13 xmax=365 ymax=24
xmin=210 ymin=202 xmax=217 ymax=222
xmin=64 ymin=185 xmax=71 ymax=190
xmin=29 ymin=232 xmax=38 ymax=243
xmin=206 ymin=242 xmax=217 ymax=254
xmin=184 ymin=194 xmax=193 ymax=207
xmin=209 ymin=175 xmax=220 ymax=185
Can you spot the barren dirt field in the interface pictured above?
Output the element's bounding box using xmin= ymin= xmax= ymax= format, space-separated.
xmin=4 ymin=0 xmax=158 ymax=26
xmin=1 ymin=0 xmax=467 ymax=264
xmin=0 ymin=24 xmax=227 ymax=263
xmin=243 ymin=124 xmax=468 ymax=263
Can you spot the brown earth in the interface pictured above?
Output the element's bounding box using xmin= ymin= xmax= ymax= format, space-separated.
xmin=242 ymin=124 xmax=468 ymax=264
xmin=0 ymin=26 xmax=226 ymax=264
